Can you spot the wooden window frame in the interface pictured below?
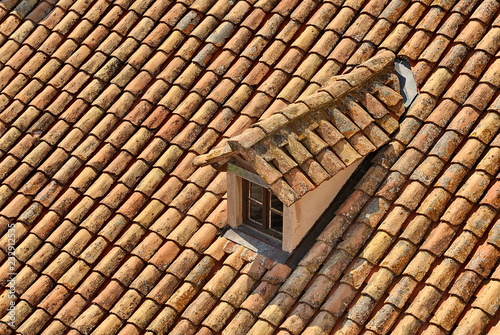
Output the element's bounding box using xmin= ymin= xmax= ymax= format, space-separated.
xmin=242 ymin=179 xmax=283 ymax=240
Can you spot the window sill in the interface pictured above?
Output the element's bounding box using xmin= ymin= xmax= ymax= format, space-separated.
xmin=223 ymin=225 xmax=290 ymax=264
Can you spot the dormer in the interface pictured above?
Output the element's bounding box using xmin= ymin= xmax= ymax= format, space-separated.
xmin=195 ymin=51 xmax=405 ymax=252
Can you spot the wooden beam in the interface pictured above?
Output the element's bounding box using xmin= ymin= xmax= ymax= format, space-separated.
xmin=228 ymin=163 xmax=269 ymax=189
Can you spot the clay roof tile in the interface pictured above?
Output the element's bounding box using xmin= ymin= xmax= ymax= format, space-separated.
xmin=453 ymin=307 xmax=492 ymax=335
xmin=0 ymin=0 xmax=499 ymax=333
xmin=480 ymin=180 xmax=500 ymax=208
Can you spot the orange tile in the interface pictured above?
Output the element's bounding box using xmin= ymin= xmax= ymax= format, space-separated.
xmin=451 ymin=138 xmax=486 ymax=168
xmin=206 ymin=0 xmax=236 ymax=20
xmin=337 ymin=222 xmax=373 ymax=258
xmin=411 ymin=156 xmax=445 ymax=185
xmin=379 ymin=23 xmax=412 ymax=52
xmin=470 ymin=0 xmax=499 ymax=21
xmin=409 ymin=59 xmax=433 ymax=87
xmin=24 ymin=242 xmax=56 ymax=275
xmin=238 ymin=7 xmax=264 ymax=30
xmin=2 ymin=74 xmax=29 ymax=100
xmin=406 ymin=285 xmax=442 ymax=323
xmin=0 ymin=67 xmax=17 ymax=93
xmin=255 ymin=294 xmax=292 ymax=329
xmin=21 ymin=273 xmax=55 ymax=308
xmin=1 ymin=192 xmax=32 ymax=218
xmin=330 ymin=38 xmax=358 ymax=64
xmin=449 ymin=270 xmax=482 ymax=302
xmin=417 ymin=187 xmax=452 ymax=222
xmin=425 ymin=34 xmax=457 ymax=66
xmin=144 ymin=273 xmax=179 ymax=306
xmin=147 ymin=305 xmax=179 ymax=332
xmin=430 ymin=295 xmax=466 ymax=331
xmin=421 ymin=68 xmax=453 ymax=100
xmin=433 ymin=164 xmax=467 ymax=194
xmin=340 ymin=257 xmax=373 ymax=291
xmin=192 ymin=16 xmax=221 ymax=42
xmin=480 ymin=180 xmax=500 ymax=208
xmin=464 ymin=206 xmax=496 ymax=240
xmin=421 ymin=220 xmax=457 ymax=255
xmin=116 ymin=191 xmax=148 ymax=219
xmin=225 ymin=310 xmax=255 ymax=335
xmin=5 ymin=44 xmax=34 ymax=71
xmin=0 ymin=14 xmax=21 ymax=35
xmin=158 ymin=1 xmax=185 ymax=25
xmin=403 ymin=250 xmax=436 ymax=283
xmin=457 ymin=20 xmax=488 ymax=47
xmin=0 ymin=0 xmax=498 ymax=333
xmin=465 ymin=243 xmax=499 ymax=278
xmin=445 ymin=232 xmax=479 ymax=266
xmin=461 ymin=50 xmax=491 ymax=79
xmin=454 ymin=308 xmax=492 ymax=335
xmin=472 ymin=279 xmax=500 ymax=316
xmin=391 ymin=148 xmax=424 ymax=176
xmin=321 ymin=282 xmax=356 ymax=319
xmin=299 ymin=274 xmax=334 ymax=310
xmin=319 ymin=199 xmax=353 ymax=238
xmin=201 ymin=301 xmax=235 ymax=331
xmin=456 ymin=171 xmax=491 ymax=203
xmin=15 ymin=79 xmax=42 ymax=104
xmin=408 ymin=123 xmax=441 ymax=152
xmin=476 ymin=26 xmax=500 ymax=55
xmin=379 ymin=235 xmax=416 ymax=274
xmin=368 ymin=303 xmax=402 ymax=333
xmin=183 ymin=291 xmax=219 ymax=325
xmin=166 ymin=214 xmax=200 ymax=245
xmin=428 ymin=130 xmax=463 ymax=161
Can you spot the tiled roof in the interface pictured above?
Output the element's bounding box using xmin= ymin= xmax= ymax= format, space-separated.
xmin=195 ymin=51 xmax=403 ymax=206
xmin=0 ymin=0 xmax=498 ymax=335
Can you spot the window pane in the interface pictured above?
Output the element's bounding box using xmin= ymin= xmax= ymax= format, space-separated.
xmin=250 ymin=183 xmax=263 ymax=202
xmin=249 ymin=200 xmax=263 ymax=225
xmin=270 ymin=211 xmax=283 ymax=233
xmin=271 ymin=193 xmax=283 ymax=213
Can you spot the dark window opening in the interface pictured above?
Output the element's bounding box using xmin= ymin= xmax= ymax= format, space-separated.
xmin=243 ymin=180 xmax=283 ymax=239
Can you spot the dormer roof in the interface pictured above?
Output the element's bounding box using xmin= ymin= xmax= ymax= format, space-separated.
xmin=196 ymin=51 xmax=404 ymax=205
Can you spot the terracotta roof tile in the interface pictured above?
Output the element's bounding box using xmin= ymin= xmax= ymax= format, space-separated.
xmin=411 ymin=156 xmax=445 ymax=186
xmin=321 ymin=282 xmax=357 ymax=319
xmin=428 ymin=130 xmax=463 ymax=161
xmin=472 ymin=278 xmax=500 ymax=316
xmin=454 ymin=307 xmax=493 ymax=335
xmin=465 ymin=243 xmax=499 ymax=279
xmin=431 ymin=295 xmax=466 ymax=331
xmin=417 ymin=187 xmax=453 ymax=222
xmin=408 ymin=122 xmax=441 ymax=152
xmin=340 ymin=258 xmax=372 ymax=290
xmin=0 ymin=0 xmax=498 ymax=333
xmin=239 ymin=283 xmax=278 ymax=317
xmin=391 ymin=148 xmax=424 ymax=176
xmin=452 ymin=137 xmax=486 ymax=168
xmin=480 ymin=180 xmax=500 ymax=208
xmin=394 ymin=314 xmax=422 ymax=334
xmin=335 ymin=222 xmax=371 ymax=258
xmin=457 ymin=172 xmax=491 ymax=203
xmin=380 ymin=205 xmax=411 ymax=235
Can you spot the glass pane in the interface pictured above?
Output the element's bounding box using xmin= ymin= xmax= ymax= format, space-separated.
xmin=249 ymin=200 xmax=263 ymax=225
xmin=270 ymin=211 xmax=283 ymax=233
xmin=271 ymin=193 xmax=283 ymax=213
xmin=250 ymin=183 xmax=263 ymax=202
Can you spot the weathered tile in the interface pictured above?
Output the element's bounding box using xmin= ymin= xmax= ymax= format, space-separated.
xmin=0 ymin=1 xmax=498 ymax=334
